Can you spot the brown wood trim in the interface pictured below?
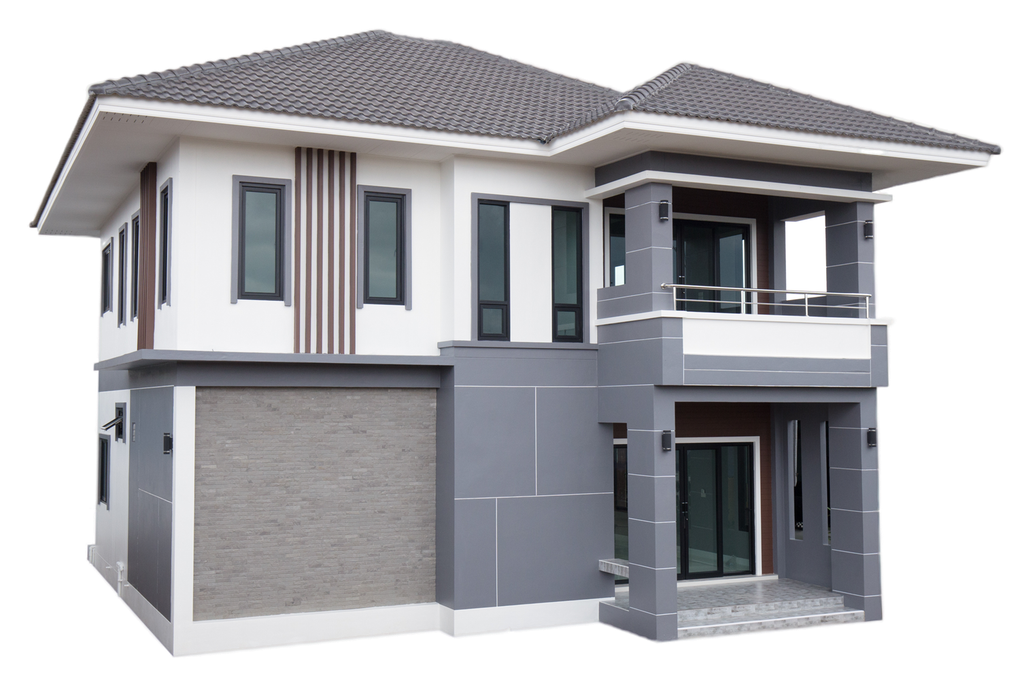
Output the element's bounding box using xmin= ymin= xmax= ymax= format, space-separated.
xmin=293 ymin=148 xmax=302 ymax=353
xmin=316 ymin=148 xmax=324 ymax=354
xmin=348 ymin=153 xmax=357 ymax=354
xmin=327 ymin=151 xmax=335 ymax=354
xmin=137 ymin=162 xmax=157 ymax=350
xmin=304 ymin=149 xmax=313 ymax=353
xmin=337 ymin=152 xmax=346 ymax=354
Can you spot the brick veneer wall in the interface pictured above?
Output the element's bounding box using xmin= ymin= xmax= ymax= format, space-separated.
xmin=193 ymin=387 xmax=436 ymax=620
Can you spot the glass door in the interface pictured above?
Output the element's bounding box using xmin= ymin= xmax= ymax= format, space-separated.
xmin=673 ymin=219 xmax=750 ymax=313
xmin=677 ymin=443 xmax=755 ymax=579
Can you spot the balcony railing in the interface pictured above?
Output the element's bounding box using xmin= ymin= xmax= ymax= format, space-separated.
xmin=661 ymin=283 xmax=871 ymax=319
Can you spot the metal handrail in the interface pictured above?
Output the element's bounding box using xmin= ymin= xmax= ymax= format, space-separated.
xmin=660 ymin=283 xmax=871 ymax=319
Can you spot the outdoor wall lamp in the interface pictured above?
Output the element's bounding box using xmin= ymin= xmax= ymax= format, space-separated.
xmin=863 ymin=220 xmax=874 ymax=240
xmin=867 ymin=428 xmax=878 ymax=447
xmin=659 ymin=200 xmax=670 ymax=221
xmin=662 ymin=430 xmax=672 ymax=452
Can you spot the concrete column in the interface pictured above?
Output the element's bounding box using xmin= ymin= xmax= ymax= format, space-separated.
xmin=625 ymin=389 xmax=678 ymax=640
xmin=825 ymin=202 xmax=876 ymax=317
xmin=828 ymin=393 xmax=882 ymax=620
xmin=624 ymin=183 xmax=675 ymax=313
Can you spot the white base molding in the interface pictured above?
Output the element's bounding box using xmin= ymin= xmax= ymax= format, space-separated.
xmin=439 ymin=598 xmax=609 ymax=636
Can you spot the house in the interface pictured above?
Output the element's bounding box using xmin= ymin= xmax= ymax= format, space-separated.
xmin=30 ymin=30 xmax=1000 ymax=655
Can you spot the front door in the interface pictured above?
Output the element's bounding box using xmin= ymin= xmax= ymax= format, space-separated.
xmin=676 ymin=443 xmax=755 ymax=579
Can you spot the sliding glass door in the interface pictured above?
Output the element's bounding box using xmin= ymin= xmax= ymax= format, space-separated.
xmin=673 ymin=219 xmax=750 ymax=313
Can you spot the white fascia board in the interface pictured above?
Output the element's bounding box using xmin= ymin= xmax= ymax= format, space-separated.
xmin=549 ymin=111 xmax=993 ymax=170
xmin=36 ymin=101 xmax=101 ymax=234
xmin=584 ymin=169 xmax=893 ymax=203
xmin=97 ymin=96 xmax=549 ymax=158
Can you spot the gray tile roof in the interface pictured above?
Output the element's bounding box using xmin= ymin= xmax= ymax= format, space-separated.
xmin=90 ymin=30 xmax=999 ymax=154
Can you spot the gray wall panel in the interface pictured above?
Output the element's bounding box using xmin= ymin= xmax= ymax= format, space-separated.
xmin=827 ymin=427 xmax=877 ymax=470
xmin=451 ymin=351 xmax=597 ymax=387
xmin=683 ymin=369 xmax=872 ymax=388
xmin=871 ymin=324 xmax=888 ymax=346
xmin=627 ymin=519 xmax=677 ymax=570
xmin=828 ymin=467 xmax=879 ymax=512
xmin=453 ymin=498 xmax=497 ymax=609
xmin=871 ymin=345 xmax=888 ymax=387
xmin=454 ymin=386 xmax=536 ymax=498
xmin=535 ymin=387 xmax=612 ymax=495
xmin=435 ymin=368 xmax=455 ymax=608
xmin=496 ymin=494 xmax=613 ymax=606
xmin=597 ymin=339 xmax=663 ymax=387
xmin=684 ymin=355 xmax=870 ymax=373
xmin=830 ymin=509 xmax=880 ymax=554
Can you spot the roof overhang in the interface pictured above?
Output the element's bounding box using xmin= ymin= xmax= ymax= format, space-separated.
xmin=35 ymin=97 xmax=994 ymax=236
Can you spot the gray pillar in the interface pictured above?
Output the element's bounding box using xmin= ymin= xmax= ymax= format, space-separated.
xmin=624 ymin=183 xmax=675 ymax=313
xmin=828 ymin=394 xmax=882 ymax=620
xmin=625 ymin=389 xmax=678 ymax=640
xmin=825 ymin=202 xmax=875 ymax=317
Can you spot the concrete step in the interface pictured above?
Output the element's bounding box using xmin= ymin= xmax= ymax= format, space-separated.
xmin=676 ymin=593 xmax=845 ymax=622
xmin=676 ymin=605 xmax=864 ymax=639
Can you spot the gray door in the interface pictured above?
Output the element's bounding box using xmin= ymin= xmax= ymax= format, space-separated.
xmin=128 ymin=386 xmax=174 ymax=620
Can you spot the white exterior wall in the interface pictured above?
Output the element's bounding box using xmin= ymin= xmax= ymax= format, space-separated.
xmin=97 ymin=190 xmax=140 ymax=362
xmin=153 ymin=140 xmax=180 ymax=349
xmin=94 ymin=390 xmax=130 ymax=591
xmin=174 ymin=137 xmax=294 ymax=353
xmin=445 ymin=156 xmax=597 ymax=343
xmin=508 ymin=203 xmax=552 ymax=342
xmin=356 ymin=155 xmax=443 ymax=356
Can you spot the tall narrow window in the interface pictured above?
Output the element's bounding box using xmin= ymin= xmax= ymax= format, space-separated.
xmin=478 ymin=201 xmax=509 ymax=340
xmin=131 ymin=216 xmax=140 ymax=319
xmin=98 ymin=435 xmax=110 ymax=509
xmin=238 ymin=182 xmax=285 ymax=300
xmin=552 ymin=207 xmax=583 ymax=342
xmin=364 ymin=193 xmax=404 ymax=304
xmin=607 ymin=212 xmax=625 ymax=286
xmin=101 ymin=240 xmax=113 ymax=315
xmin=117 ymin=226 xmax=127 ymax=326
xmin=791 ymin=420 xmax=803 ymax=540
xmin=824 ymin=421 xmax=831 ymax=544
xmin=158 ymin=183 xmax=171 ymax=307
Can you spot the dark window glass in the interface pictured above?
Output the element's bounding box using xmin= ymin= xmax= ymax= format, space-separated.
xmin=117 ymin=227 xmax=127 ymax=325
xmin=675 ymin=219 xmax=750 ymax=313
xmin=101 ymin=241 xmax=113 ymax=315
xmin=478 ymin=201 xmax=509 ymax=340
xmin=613 ymin=443 xmax=628 ymax=583
xmin=159 ymin=186 xmax=170 ymax=306
xmin=238 ymin=184 xmax=283 ymax=299
xmin=609 ymin=213 xmax=625 ymax=286
xmin=792 ymin=420 xmax=803 ymax=541
xmin=131 ymin=217 xmax=140 ymax=319
xmin=365 ymin=194 xmax=403 ymax=303
xmin=552 ymin=207 xmax=582 ymax=342
xmin=98 ymin=436 xmax=110 ymax=508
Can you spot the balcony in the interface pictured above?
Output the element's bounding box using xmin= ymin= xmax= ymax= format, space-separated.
xmin=596 ymin=283 xmax=886 ymax=389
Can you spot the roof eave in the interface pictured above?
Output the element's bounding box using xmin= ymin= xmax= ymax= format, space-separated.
xmin=30 ymin=95 xmax=96 ymax=229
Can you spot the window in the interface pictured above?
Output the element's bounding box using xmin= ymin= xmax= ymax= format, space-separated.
xmin=158 ymin=181 xmax=172 ymax=307
xmin=364 ymin=192 xmax=405 ymax=304
xmin=606 ymin=210 xmax=625 ymax=286
xmin=356 ymin=186 xmax=411 ymax=310
xmin=98 ymin=435 xmax=110 ymax=508
xmin=552 ymin=207 xmax=582 ymax=342
xmin=100 ymin=240 xmax=113 ymax=315
xmin=232 ymin=174 xmax=291 ymax=303
xmin=117 ymin=226 xmax=127 ymax=326
xmin=131 ymin=215 xmax=140 ymax=319
xmin=477 ymin=201 xmax=509 ymax=340
xmin=790 ymin=420 xmax=803 ymax=541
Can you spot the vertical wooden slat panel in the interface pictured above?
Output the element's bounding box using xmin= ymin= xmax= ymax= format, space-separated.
xmin=305 ymin=150 xmax=313 ymax=353
xmin=348 ymin=153 xmax=357 ymax=354
xmin=327 ymin=151 xmax=336 ymax=354
xmin=337 ymin=152 xmax=346 ymax=354
xmin=316 ymin=149 xmax=324 ymax=354
xmin=293 ymin=148 xmax=303 ymax=353
xmin=137 ymin=162 xmax=157 ymax=350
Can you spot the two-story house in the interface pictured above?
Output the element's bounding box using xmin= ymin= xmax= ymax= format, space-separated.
xmin=31 ymin=31 xmax=999 ymax=655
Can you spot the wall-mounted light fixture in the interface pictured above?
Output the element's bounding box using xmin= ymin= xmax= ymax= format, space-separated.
xmin=863 ymin=220 xmax=874 ymax=240
xmin=661 ymin=430 xmax=672 ymax=452
xmin=659 ymin=200 xmax=670 ymax=221
xmin=867 ymin=428 xmax=878 ymax=447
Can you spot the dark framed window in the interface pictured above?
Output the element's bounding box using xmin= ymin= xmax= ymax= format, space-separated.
xmin=131 ymin=215 xmax=140 ymax=320
xmin=158 ymin=181 xmax=172 ymax=307
xmin=477 ymin=201 xmax=509 ymax=340
xmin=237 ymin=182 xmax=285 ymax=300
xmin=231 ymin=175 xmax=291 ymax=306
xmin=552 ymin=207 xmax=583 ymax=342
xmin=98 ymin=435 xmax=111 ymax=509
xmin=117 ymin=226 xmax=127 ymax=326
xmin=100 ymin=240 xmax=113 ymax=315
xmin=607 ymin=211 xmax=625 ymax=287
xmin=364 ymin=192 xmax=405 ymax=304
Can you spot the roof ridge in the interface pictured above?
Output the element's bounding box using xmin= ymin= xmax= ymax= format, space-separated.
xmin=616 ymin=62 xmax=695 ymax=111
xmin=88 ymin=30 xmax=389 ymax=95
